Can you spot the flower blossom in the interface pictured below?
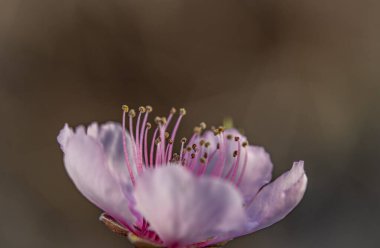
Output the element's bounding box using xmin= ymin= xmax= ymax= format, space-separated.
xmin=57 ymin=105 xmax=307 ymax=248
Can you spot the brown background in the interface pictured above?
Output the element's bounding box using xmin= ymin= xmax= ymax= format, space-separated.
xmin=1 ymin=0 xmax=379 ymax=247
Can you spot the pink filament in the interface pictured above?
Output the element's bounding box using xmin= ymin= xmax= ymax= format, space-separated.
xmin=122 ymin=111 xmax=135 ymax=185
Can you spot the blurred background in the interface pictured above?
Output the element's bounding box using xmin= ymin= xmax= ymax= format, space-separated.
xmin=1 ymin=0 xmax=380 ymax=247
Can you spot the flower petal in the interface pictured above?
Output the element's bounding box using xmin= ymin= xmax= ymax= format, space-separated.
xmin=133 ymin=165 xmax=247 ymax=247
xmin=245 ymin=161 xmax=307 ymax=232
xmin=58 ymin=125 xmax=135 ymax=225
xmin=237 ymin=146 xmax=273 ymax=203
xmin=57 ymin=123 xmax=74 ymax=151
xmin=88 ymin=122 xmax=138 ymax=186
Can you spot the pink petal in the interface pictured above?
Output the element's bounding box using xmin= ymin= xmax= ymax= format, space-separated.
xmin=195 ymin=129 xmax=272 ymax=203
xmin=133 ymin=165 xmax=247 ymax=247
xmin=87 ymin=122 xmax=138 ymax=186
xmin=245 ymin=161 xmax=307 ymax=232
xmin=237 ymin=146 xmax=273 ymax=203
xmin=57 ymin=123 xmax=73 ymax=151
xmin=58 ymin=124 xmax=135 ymax=225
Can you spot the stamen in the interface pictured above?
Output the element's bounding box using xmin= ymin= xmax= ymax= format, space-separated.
xmin=149 ymin=128 xmax=159 ymax=167
xmin=122 ymin=106 xmax=135 ymax=185
xmin=211 ymin=132 xmax=226 ymax=177
xmin=164 ymin=132 xmax=170 ymax=139
xmin=199 ymin=122 xmax=207 ymax=130
xmin=167 ymin=107 xmax=186 ymax=161
xmin=236 ymin=145 xmax=248 ymax=186
xmin=179 ymin=108 xmax=186 ymax=116
xmin=179 ymin=138 xmax=186 ymax=161
xmin=139 ymin=107 xmax=151 ymax=167
xmin=165 ymin=107 xmax=176 ymax=128
xmin=228 ymin=139 xmax=242 ymax=182
xmin=122 ymin=105 xmax=129 ymax=112
xmin=143 ymin=123 xmax=151 ymax=167
xmin=128 ymin=109 xmax=139 ymax=166
xmin=192 ymin=143 xmax=197 ymax=151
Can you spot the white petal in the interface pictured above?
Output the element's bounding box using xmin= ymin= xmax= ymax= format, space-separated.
xmin=245 ymin=161 xmax=307 ymax=232
xmin=133 ymin=165 xmax=247 ymax=247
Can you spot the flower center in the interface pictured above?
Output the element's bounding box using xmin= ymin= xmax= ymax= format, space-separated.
xmin=121 ymin=105 xmax=249 ymax=188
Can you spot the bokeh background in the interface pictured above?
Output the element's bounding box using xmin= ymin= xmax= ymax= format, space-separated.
xmin=1 ymin=0 xmax=380 ymax=247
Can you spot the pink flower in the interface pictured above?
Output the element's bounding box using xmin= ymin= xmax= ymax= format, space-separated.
xmin=58 ymin=105 xmax=307 ymax=248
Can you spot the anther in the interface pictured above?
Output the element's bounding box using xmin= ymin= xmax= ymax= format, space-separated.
xmin=199 ymin=139 xmax=205 ymax=146
xmin=234 ymin=136 xmax=240 ymax=141
xmin=146 ymin=122 xmax=152 ymax=129
xmin=160 ymin=117 xmax=167 ymax=125
xmin=192 ymin=144 xmax=197 ymax=151
xmin=233 ymin=150 xmax=239 ymax=157
xmin=138 ymin=106 xmax=146 ymax=113
xmin=154 ymin=116 xmax=161 ymax=124
xmin=146 ymin=105 xmax=153 ymax=113
xmin=170 ymin=107 xmax=177 ymax=114
xmin=216 ymin=143 xmax=220 ymax=149
xmin=242 ymin=141 xmax=248 ymax=147
xmin=181 ymin=137 xmax=187 ymax=143
xmin=164 ymin=132 xmax=170 ymax=139
xmin=205 ymin=142 xmax=210 ymax=148
xmin=203 ymin=152 xmax=208 ymax=159
xmin=226 ymin=134 xmax=233 ymax=140
xmin=179 ymin=108 xmax=186 ymax=116
xmin=122 ymin=105 xmax=129 ymax=112
xmin=186 ymin=147 xmax=192 ymax=152
xmin=200 ymin=157 xmax=206 ymax=164
xmin=129 ymin=109 xmax=136 ymax=118
xmin=199 ymin=122 xmax=207 ymax=130
xmin=168 ymin=139 xmax=174 ymax=144
xmin=155 ymin=137 xmax=161 ymax=145
xmin=191 ymin=153 xmax=196 ymax=159
xmin=193 ymin=126 xmax=202 ymax=134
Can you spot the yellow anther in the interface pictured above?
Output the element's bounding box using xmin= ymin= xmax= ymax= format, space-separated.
xmin=161 ymin=117 xmax=167 ymax=125
xmin=155 ymin=137 xmax=161 ymax=145
xmin=242 ymin=141 xmax=248 ymax=147
xmin=138 ymin=106 xmax=146 ymax=113
xmin=164 ymin=132 xmax=170 ymax=139
xmin=199 ymin=139 xmax=205 ymax=146
xmin=193 ymin=126 xmax=202 ymax=134
xmin=154 ymin=116 xmax=161 ymax=124
xmin=226 ymin=134 xmax=233 ymax=140
xmin=181 ymin=137 xmax=187 ymax=143
xmin=146 ymin=105 xmax=153 ymax=112
xmin=170 ymin=107 xmax=177 ymax=114
xmin=146 ymin=122 xmax=152 ymax=129
xmin=186 ymin=146 xmax=192 ymax=152
xmin=200 ymin=157 xmax=206 ymax=164
xmin=179 ymin=108 xmax=186 ymax=116
xmin=122 ymin=105 xmax=129 ymax=112
xmin=129 ymin=109 xmax=136 ymax=118
xmin=199 ymin=122 xmax=207 ymax=130
xmin=205 ymin=142 xmax=211 ymax=148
